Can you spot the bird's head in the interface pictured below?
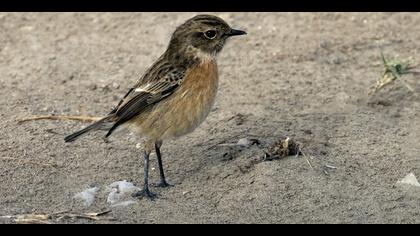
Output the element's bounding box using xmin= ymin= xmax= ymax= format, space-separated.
xmin=167 ymin=14 xmax=246 ymax=60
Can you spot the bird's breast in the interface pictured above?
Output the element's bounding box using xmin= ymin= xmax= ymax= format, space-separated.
xmin=132 ymin=60 xmax=219 ymax=140
xmin=166 ymin=60 xmax=219 ymax=137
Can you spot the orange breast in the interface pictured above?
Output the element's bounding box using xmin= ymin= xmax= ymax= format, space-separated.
xmin=165 ymin=60 xmax=219 ymax=137
xmin=131 ymin=60 xmax=219 ymax=140
xmin=181 ymin=60 xmax=219 ymax=98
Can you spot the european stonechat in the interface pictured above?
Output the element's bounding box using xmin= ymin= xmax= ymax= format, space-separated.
xmin=64 ymin=14 xmax=246 ymax=199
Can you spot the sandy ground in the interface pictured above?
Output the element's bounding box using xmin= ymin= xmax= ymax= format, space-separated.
xmin=1 ymin=12 xmax=420 ymax=224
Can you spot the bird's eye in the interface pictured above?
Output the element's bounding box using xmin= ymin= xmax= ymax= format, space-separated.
xmin=204 ymin=30 xmax=217 ymax=39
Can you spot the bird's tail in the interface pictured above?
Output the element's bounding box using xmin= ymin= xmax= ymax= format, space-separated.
xmin=64 ymin=116 xmax=112 ymax=142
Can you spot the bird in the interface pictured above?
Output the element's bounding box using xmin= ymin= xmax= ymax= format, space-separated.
xmin=64 ymin=14 xmax=246 ymax=199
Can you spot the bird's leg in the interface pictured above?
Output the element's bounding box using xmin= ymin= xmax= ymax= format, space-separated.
xmin=133 ymin=150 xmax=157 ymax=200
xmin=142 ymin=151 xmax=155 ymax=198
xmin=152 ymin=140 xmax=173 ymax=188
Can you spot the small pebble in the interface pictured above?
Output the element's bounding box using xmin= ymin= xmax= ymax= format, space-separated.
xmin=397 ymin=173 xmax=420 ymax=187
xmin=112 ymin=82 xmax=120 ymax=89
xmin=237 ymin=138 xmax=260 ymax=147
xmin=237 ymin=138 xmax=252 ymax=147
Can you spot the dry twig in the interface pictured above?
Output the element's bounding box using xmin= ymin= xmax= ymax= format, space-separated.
xmin=16 ymin=115 xmax=102 ymax=124
xmin=299 ymin=149 xmax=314 ymax=170
xmin=0 ymin=210 xmax=113 ymax=224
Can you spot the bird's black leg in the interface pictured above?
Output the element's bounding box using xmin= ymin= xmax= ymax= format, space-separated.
xmin=152 ymin=141 xmax=173 ymax=188
xmin=133 ymin=150 xmax=157 ymax=200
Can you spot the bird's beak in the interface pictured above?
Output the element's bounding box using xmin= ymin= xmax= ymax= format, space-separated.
xmin=228 ymin=29 xmax=247 ymax=37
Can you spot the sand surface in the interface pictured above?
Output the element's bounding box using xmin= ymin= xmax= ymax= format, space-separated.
xmin=1 ymin=12 xmax=420 ymax=223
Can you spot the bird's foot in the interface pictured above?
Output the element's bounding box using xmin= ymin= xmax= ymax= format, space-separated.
xmin=132 ymin=188 xmax=157 ymax=200
xmin=151 ymin=180 xmax=174 ymax=188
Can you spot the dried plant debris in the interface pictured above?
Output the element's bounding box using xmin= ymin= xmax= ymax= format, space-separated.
xmin=322 ymin=164 xmax=337 ymax=175
xmin=0 ymin=214 xmax=52 ymax=224
xmin=263 ymin=137 xmax=314 ymax=169
xmin=17 ymin=115 xmax=102 ymax=124
xmin=369 ymin=52 xmax=417 ymax=95
xmin=263 ymin=137 xmax=302 ymax=161
xmin=0 ymin=210 xmax=114 ymax=224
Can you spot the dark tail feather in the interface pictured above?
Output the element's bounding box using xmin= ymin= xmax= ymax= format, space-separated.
xmin=105 ymin=121 xmax=122 ymax=138
xmin=64 ymin=117 xmax=109 ymax=142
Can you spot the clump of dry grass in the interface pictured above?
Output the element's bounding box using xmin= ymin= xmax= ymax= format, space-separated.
xmin=369 ymin=52 xmax=417 ymax=95
xmin=263 ymin=137 xmax=314 ymax=169
xmin=264 ymin=137 xmax=301 ymax=159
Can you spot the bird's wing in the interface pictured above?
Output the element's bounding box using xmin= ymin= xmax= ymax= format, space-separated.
xmin=105 ymin=60 xmax=186 ymax=137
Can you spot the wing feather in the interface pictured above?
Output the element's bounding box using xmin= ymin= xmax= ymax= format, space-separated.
xmin=105 ymin=59 xmax=186 ymax=137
